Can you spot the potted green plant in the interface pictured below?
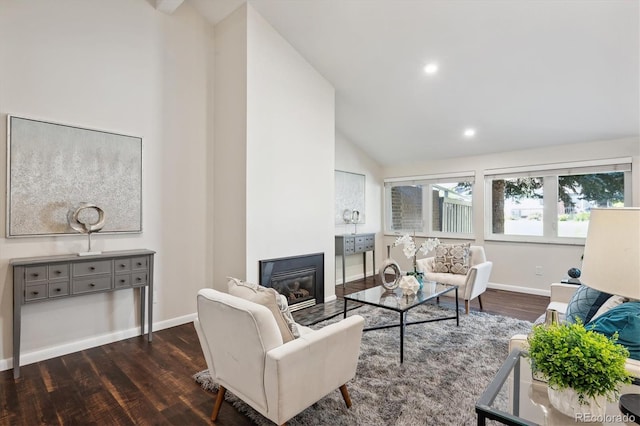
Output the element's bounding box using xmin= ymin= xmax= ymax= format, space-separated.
xmin=527 ymin=321 xmax=632 ymax=419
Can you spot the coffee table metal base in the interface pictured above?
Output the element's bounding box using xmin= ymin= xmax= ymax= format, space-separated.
xmin=343 ymin=287 xmax=459 ymax=363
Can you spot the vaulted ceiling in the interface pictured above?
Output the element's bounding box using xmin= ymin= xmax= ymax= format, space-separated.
xmin=189 ymin=0 xmax=639 ymax=166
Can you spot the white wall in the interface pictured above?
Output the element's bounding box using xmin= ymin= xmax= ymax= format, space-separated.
xmin=0 ymin=0 xmax=212 ymax=369
xmin=212 ymin=5 xmax=248 ymax=288
xmin=382 ymin=137 xmax=640 ymax=295
xmin=211 ymin=5 xmax=337 ymax=301
xmin=245 ymin=6 xmax=336 ymax=300
xmin=334 ymin=132 xmax=384 ymax=284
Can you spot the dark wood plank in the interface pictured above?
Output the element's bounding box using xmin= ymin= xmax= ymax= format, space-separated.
xmin=0 ymin=277 xmax=548 ymax=426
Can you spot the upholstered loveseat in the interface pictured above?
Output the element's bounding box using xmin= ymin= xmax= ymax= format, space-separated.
xmin=417 ymin=245 xmax=492 ymax=314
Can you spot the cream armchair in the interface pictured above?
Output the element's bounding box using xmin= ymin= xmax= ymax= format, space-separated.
xmin=194 ymin=288 xmax=365 ymax=425
xmin=416 ymin=245 xmax=493 ymax=314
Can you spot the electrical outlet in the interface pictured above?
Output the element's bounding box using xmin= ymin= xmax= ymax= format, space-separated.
xmin=535 ymin=266 xmax=543 ymax=276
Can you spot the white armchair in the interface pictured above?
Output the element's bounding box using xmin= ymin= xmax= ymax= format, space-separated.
xmin=416 ymin=245 xmax=493 ymax=314
xmin=194 ymin=288 xmax=365 ymax=425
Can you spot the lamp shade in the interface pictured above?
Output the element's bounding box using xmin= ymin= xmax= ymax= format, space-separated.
xmin=580 ymin=208 xmax=640 ymax=300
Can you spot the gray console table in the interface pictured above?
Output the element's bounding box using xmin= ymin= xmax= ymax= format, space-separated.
xmin=11 ymin=249 xmax=155 ymax=379
xmin=335 ymin=233 xmax=375 ymax=286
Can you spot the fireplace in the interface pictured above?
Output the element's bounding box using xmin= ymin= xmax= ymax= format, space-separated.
xmin=259 ymin=253 xmax=324 ymax=311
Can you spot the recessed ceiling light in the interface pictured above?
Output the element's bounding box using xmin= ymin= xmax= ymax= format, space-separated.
xmin=424 ymin=63 xmax=439 ymax=75
xmin=463 ymin=128 xmax=476 ymax=138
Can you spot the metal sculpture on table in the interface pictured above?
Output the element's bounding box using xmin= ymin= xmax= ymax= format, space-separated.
xmin=379 ymin=245 xmax=402 ymax=290
xmin=68 ymin=203 xmax=106 ymax=256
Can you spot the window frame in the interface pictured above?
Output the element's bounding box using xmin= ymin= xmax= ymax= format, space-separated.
xmin=483 ymin=158 xmax=632 ymax=244
xmin=384 ymin=171 xmax=476 ymax=238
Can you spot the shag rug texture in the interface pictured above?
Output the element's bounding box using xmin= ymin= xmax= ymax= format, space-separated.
xmin=194 ymin=303 xmax=532 ymax=425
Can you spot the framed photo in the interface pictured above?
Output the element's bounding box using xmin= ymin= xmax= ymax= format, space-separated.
xmin=6 ymin=115 xmax=143 ymax=237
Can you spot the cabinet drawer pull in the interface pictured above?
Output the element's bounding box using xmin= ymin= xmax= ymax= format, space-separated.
xmin=136 ymin=277 xmax=142 ymax=281
xmin=120 ymin=264 xmax=126 ymax=268
xmin=120 ymin=279 xmax=126 ymax=283
xmin=137 ymin=262 xmax=143 ymax=266
xmin=32 ymin=273 xmax=39 ymax=277
xmin=90 ymin=266 xmax=96 ymax=271
xmin=55 ymin=288 xmax=61 ymax=292
xmin=32 ymin=291 xmax=39 ymax=295
xmin=89 ymin=283 xmax=95 ymax=287
xmin=54 ymin=270 xmax=61 ymax=274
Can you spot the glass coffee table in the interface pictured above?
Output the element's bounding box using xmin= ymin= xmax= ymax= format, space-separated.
xmin=343 ymin=282 xmax=459 ymax=363
xmin=476 ymin=348 xmax=640 ymax=425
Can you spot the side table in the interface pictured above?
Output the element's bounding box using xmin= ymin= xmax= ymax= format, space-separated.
xmin=476 ymin=349 xmax=640 ymax=425
xmin=335 ymin=233 xmax=375 ymax=286
xmin=12 ymin=249 xmax=155 ymax=379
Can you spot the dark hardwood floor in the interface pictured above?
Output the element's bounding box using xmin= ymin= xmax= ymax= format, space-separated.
xmin=1 ymin=277 xmax=549 ymax=425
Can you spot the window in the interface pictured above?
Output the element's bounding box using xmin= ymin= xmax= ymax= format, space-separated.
xmin=485 ymin=159 xmax=631 ymax=242
xmin=385 ymin=172 xmax=474 ymax=236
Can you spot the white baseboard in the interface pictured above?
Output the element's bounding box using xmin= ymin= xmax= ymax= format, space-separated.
xmin=324 ymin=294 xmax=337 ymax=303
xmin=488 ymin=282 xmax=551 ymax=297
xmin=335 ymin=271 xmax=377 ymax=286
xmin=0 ymin=313 xmax=197 ymax=372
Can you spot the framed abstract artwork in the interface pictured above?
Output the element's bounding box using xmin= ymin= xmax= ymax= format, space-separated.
xmin=334 ymin=170 xmax=365 ymax=225
xmin=6 ymin=115 xmax=143 ymax=237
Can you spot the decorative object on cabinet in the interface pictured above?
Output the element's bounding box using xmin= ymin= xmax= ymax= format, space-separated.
xmin=334 ymin=170 xmax=365 ymax=228
xmin=335 ymin=233 xmax=375 ymax=287
xmin=6 ymin=115 xmax=142 ymax=237
xmin=11 ymin=249 xmax=155 ymax=379
xmin=67 ymin=202 xmax=106 ymax=256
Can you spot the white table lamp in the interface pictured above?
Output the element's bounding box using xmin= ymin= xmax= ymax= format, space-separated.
xmin=580 ymin=208 xmax=640 ymax=300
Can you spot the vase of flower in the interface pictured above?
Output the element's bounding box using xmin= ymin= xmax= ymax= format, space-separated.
xmin=393 ymin=234 xmax=440 ymax=291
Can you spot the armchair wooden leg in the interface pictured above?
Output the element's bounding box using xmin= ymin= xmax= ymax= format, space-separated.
xmin=464 ymin=300 xmax=470 ymax=315
xmin=339 ymin=384 xmax=352 ymax=408
xmin=477 ymin=295 xmax=483 ymax=311
xmin=211 ymin=385 xmax=226 ymax=422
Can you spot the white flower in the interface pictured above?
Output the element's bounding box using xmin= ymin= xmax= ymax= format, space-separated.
xmin=393 ymin=234 xmax=440 ymax=260
xmin=419 ymin=238 xmax=440 ymax=255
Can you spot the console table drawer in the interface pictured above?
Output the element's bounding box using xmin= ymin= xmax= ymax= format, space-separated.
xmin=48 ymin=264 xmax=69 ymax=280
xmin=131 ymin=257 xmax=148 ymax=270
xmin=115 ymin=260 xmax=131 ymax=273
xmin=72 ymin=276 xmax=111 ymax=294
xmin=48 ymin=282 xmax=70 ymax=298
xmin=131 ymin=272 xmax=148 ymax=286
xmin=25 ymin=283 xmax=48 ymax=301
xmin=73 ymin=260 xmax=111 ymax=277
xmin=115 ymin=275 xmax=131 ymax=287
xmin=25 ymin=266 xmax=47 ymax=282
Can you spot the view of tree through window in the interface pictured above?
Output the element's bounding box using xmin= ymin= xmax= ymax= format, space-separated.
xmin=557 ymin=172 xmax=624 ymax=237
xmin=491 ymin=177 xmax=543 ymax=235
xmin=489 ymin=171 xmax=625 ymax=239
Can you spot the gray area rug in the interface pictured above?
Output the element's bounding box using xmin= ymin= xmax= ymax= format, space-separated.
xmin=194 ymin=303 xmax=532 ymax=425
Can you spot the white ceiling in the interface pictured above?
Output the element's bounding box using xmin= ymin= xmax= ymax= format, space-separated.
xmin=189 ymin=0 xmax=639 ymax=166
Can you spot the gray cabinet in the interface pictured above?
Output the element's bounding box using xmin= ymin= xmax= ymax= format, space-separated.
xmin=11 ymin=249 xmax=155 ymax=378
xmin=335 ymin=233 xmax=375 ymax=286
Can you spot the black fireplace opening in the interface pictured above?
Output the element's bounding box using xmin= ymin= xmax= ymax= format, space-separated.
xmin=259 ymin=253 xmax=324 ymax=311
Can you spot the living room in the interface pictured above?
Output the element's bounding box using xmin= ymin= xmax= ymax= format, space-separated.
xmin=0 ymin=0 xmax=638 ymax=424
